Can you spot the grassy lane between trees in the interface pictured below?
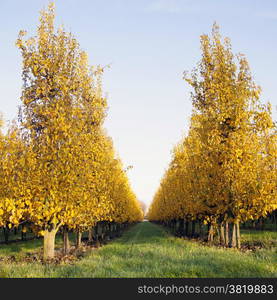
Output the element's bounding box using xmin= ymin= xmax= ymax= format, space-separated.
xmin=0 ymin=221 xmax=276 ymax=278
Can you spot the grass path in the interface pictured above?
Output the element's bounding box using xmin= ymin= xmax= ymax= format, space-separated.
xmin=0 ymin=221 xmax=276 ymax=277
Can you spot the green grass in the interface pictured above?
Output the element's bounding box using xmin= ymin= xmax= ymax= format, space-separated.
xmin=241 ymin=229 xmax=277 ymax=245
xmin=0 ymin=233 xmax=76 ymax=262
xmin=0 ymin=221 xmax=276 ymax=278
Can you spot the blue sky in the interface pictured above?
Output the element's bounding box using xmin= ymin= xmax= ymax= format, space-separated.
xmin=0 ymin=0 xmax=276 ymax=207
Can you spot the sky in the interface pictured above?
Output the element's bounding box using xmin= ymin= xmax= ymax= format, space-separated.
xmin=0 ymin=0 xmax=276 ymax=208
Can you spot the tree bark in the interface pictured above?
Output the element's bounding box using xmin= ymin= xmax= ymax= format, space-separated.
xmin=191 ymin=221 xmax=196 ymax=237
xmin=185 ymin=221 xmax=189 ymax=237
xmin=108 ymin=223 xmax=112 ymax=239
xmin=175 ymin=219 xmax=179 ymax=235
xmin=98 ymin=223 xmax=103 ymax=241
xmin=43 ymin=228 xmax=58 ymax=260
xmin=94 ymin=223 xmax=100 ymax=247
xmin=231 ymin=223 xmax=237 ymax=248
xmin=208 ymin=224 xmax=214 ymax=243
xmin=21 ymin=231 xmax=26 ymax=241
xmin=63 ymin=227 xmax=70 ymax=255
xmin=178 ymin=219 xmax=184 ymax=236
xmin=252 ymin=220 xmax=256 ymax=229
xmin=225 ymin=222 xmax=229 ymax=247
xmin=236 ymin=220 xmax=241 ymax=249
xmin=88 ymin=228 xmax=93 ymax=243
xmin=95 ymin=223 xmax=99 ymax=240
xmin=110 ymin=224 xmax=114 ymax=239
xmin=75 ymin=229 xmax=82 ymax=249
xmin=3 ymin=227 xmax=9 ymax=244
xmin=199 ymin=222 xmax=202 ymax=238
xmin=220 ymin=222 xmax=225 ymax=246
xmin=103 ymin=222 xmax=108 ymax=241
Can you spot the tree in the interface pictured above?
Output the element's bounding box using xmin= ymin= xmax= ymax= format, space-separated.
xmin=149 ymin=24 xmax=276 ymax=249
xmin=139 ymin=201 xmax=147 ymax=217
xmin=184 ymin=23 xmax=276 ymax=247
xmin=16 ymin=3 xmax=143 ymax=259
xmin=16 ymin=3 xmax=107 ymax=259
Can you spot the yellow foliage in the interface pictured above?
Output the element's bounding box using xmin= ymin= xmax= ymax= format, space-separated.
xmin=148 ymin=24 xmax=277 ymax=225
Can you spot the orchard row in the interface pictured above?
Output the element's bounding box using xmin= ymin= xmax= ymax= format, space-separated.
xmin=148 ymin=24 xmax=277 ymax=247
xmin=0 ymin=3 xmax=143 ymax=260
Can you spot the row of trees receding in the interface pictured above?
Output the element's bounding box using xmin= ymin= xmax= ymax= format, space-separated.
xmin=148 ymin=24 xmax=277 ymax=248
xmin=0 ymin=3 xmax=143 ymax=260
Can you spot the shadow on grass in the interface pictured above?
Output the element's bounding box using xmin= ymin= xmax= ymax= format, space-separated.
xmin=0 ymin=238 xmax=43 ymax=256
xmin=0 ymin=231 xmax=80 ymax=257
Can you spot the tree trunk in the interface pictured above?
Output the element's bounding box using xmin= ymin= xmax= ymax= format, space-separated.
xmin=216 ymin=226 xmax=220 ymax=242
xmin=105 ymin=223 xmax=110 ymax=240
xmin=63 ymin=227 xmax=70 ymax=255
xmin=231 ymin=222 xmax=237 ymax=248
xmin=185 ymin=221 xmax=189 ymax=237
xmin=199 ymin=222 xmax=203 ymax=239
xmin=252 ymin=220 xmax=256 ymax=229
xmin=97 ymin=223 xmax=102 ymax=241
xmin=225 ymin=222 xmax=229 ymax=247
xmin=178 ymin=219 xmax=184 ymax=236
xmin=108 ymin=223 xmax=113 ymax=239
xmin=110 ymin=224 xmax=114 ymax=239
xmin=95 ymin=223 xmax=99 ymax=240
xmin=220 ymin=222 xmax=225 ymax=246
xmin=94 ymin=224 xmax=100 ymax=247
xmin=208 ymin=224 xmax=214 ymax=243
xmin=21 ymin=231 xmax=26 ymax=241
xmin=88 ymin=228 xmax=93 ymax=243
xmin=175 ymin=219 xmax=179 ymax=235
xmin=101 ymin=222 xmax=106 ymax=241
xmin=104 ymin=222 xmax=108 ymax=241
xmin=43 ymin=228 xmax=57 ymax=260
xmin=75 ymin=229 xmax=82 ymax=249
xmin=207 ymin=223 xmax=210 ymax=241
xmin=191 ymin=221 xmax=196 ymax=237
xmin=236 ymin=220 xmax=241 ymax=249
xmin=3 ymin=228 xmax=9 ymax=244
